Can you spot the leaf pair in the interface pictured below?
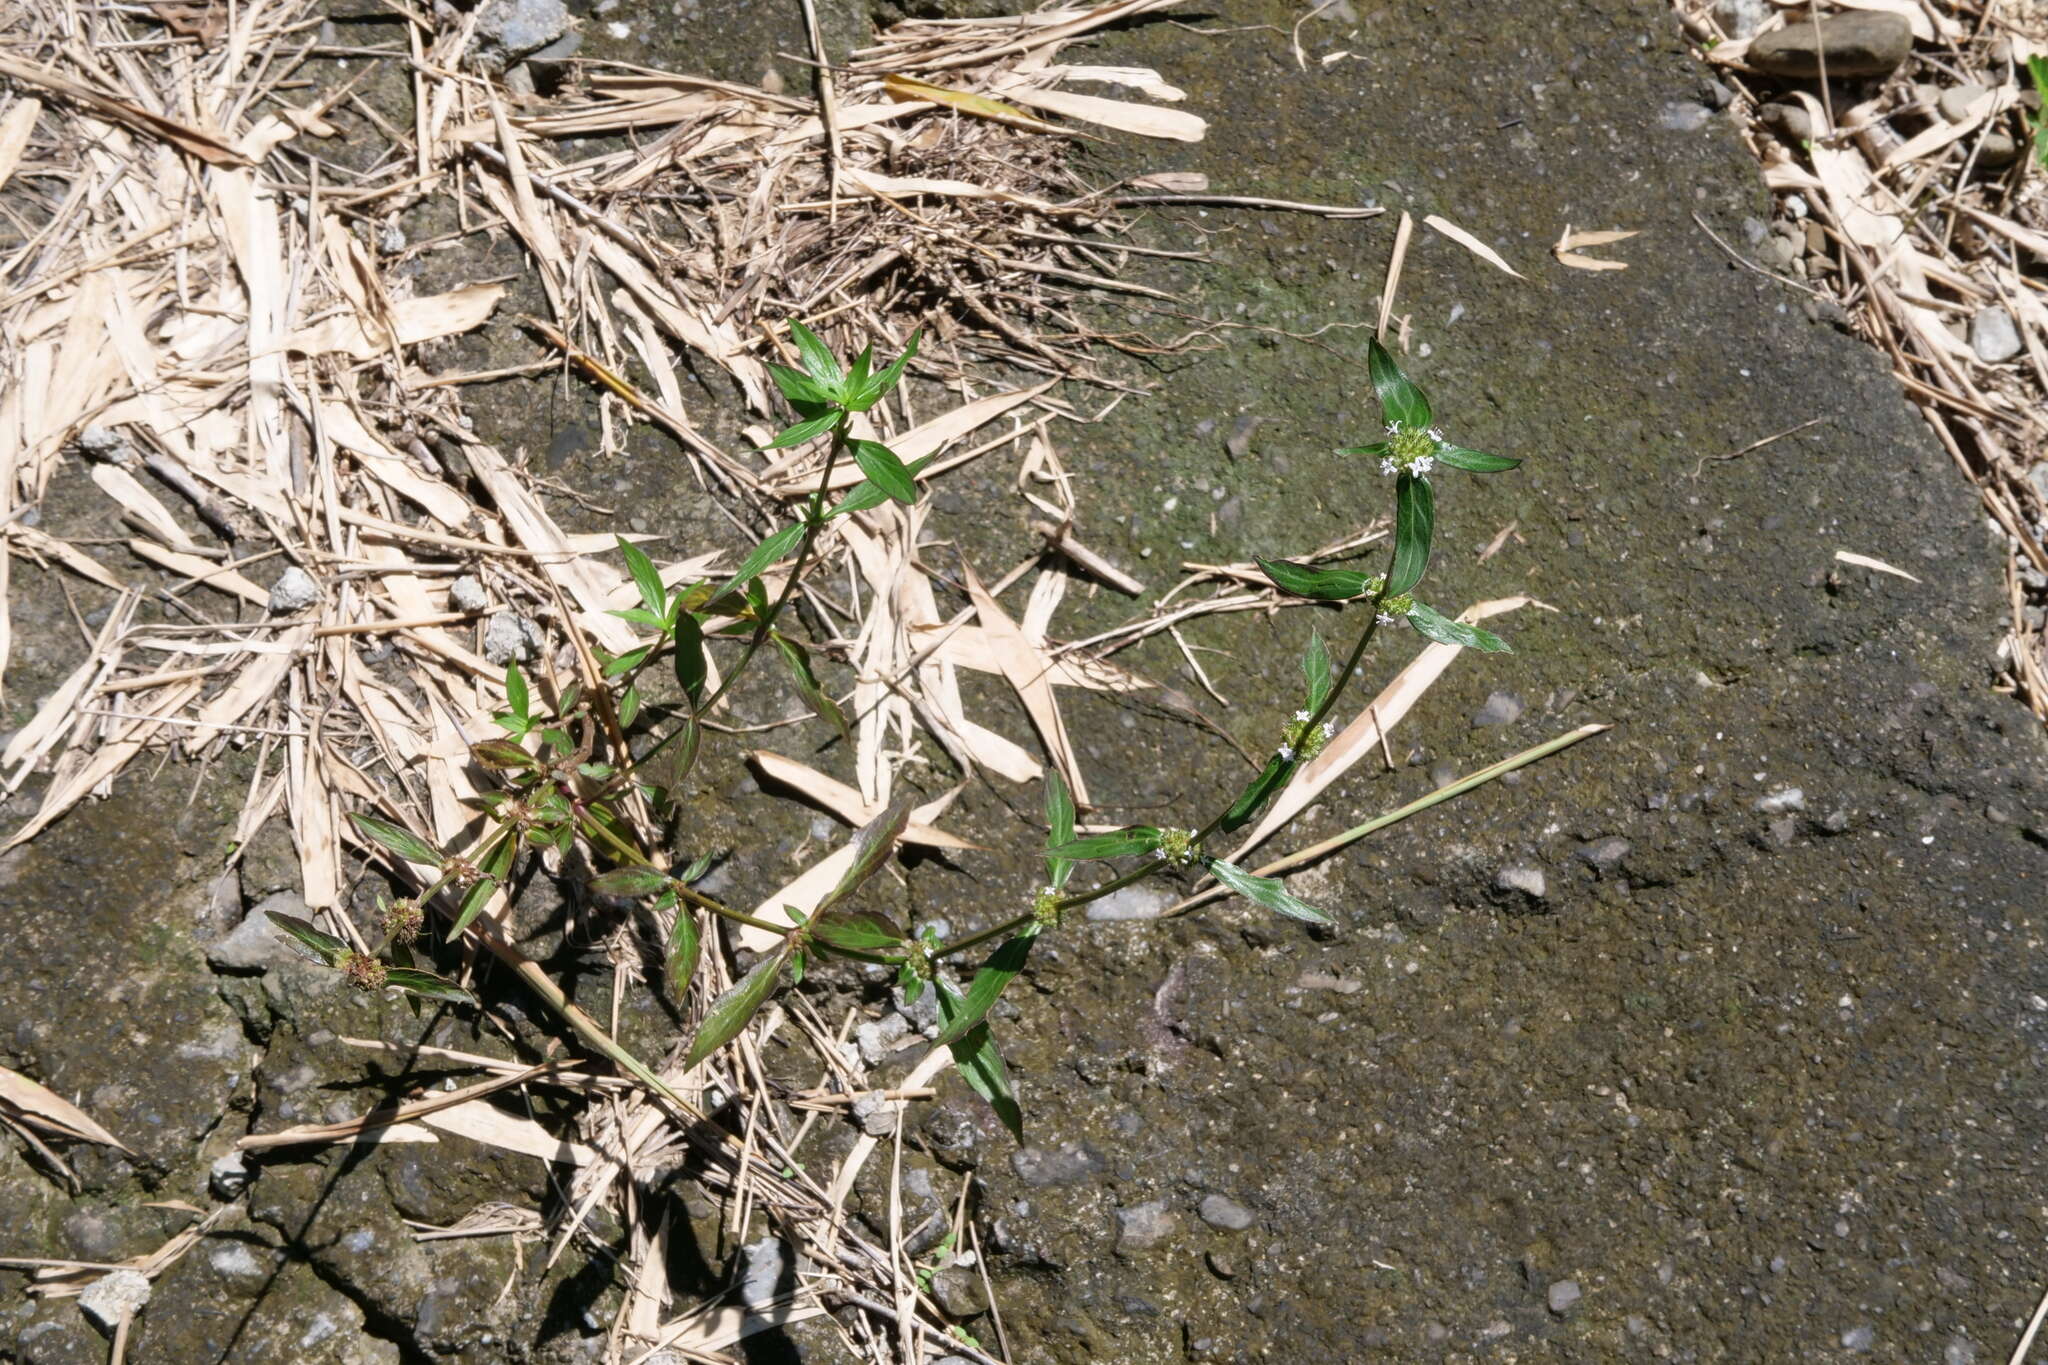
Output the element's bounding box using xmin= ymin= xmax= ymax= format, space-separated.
xmin=266 ymin=913 xmax=473 ymax=1003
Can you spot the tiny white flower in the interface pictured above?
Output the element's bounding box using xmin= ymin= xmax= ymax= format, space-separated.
xmin=1379 ymin=457 xmax=1399 ymax=476
xmin=1410 ymin=453 xmax=1435 ymax=476
xmin=1320 ymin=722 xmax=1334 ymax=739
xmin=1293 ymin=709 xmax=1312 ymax=722
xmin=1427 ymin=427 xmax=1445 ymax=443
xmin=1383 ymin=422 xmax=1402 ymax=439
xmin=1277 ymin=744 xmax=1295 ymax=762
xmin=1377 ymin=611 xmax=1397 ymax=625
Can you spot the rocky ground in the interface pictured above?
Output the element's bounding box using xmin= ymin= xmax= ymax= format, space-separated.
xmin=5 ymin=0 xmax=2048 ymax=1361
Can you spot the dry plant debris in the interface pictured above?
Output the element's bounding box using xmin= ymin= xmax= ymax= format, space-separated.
xmin=0 ymin=0 xmax=1398 ymax=1357
xmin=1672 ymin=0 xmax=2048 ymax=721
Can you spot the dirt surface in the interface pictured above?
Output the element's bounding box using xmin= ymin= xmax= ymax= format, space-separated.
xmin=6 ymin=0 xmax=2048 ymax=1361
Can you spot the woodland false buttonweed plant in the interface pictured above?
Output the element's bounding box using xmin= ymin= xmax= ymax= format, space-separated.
xmin=275 ymin=323 xmax=1520 ymax=1138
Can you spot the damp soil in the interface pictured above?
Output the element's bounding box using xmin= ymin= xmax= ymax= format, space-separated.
xmin=6 ymin=0 xmax=2048 ymax=1361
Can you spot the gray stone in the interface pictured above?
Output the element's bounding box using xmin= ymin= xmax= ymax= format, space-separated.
xmin=1712 ymin=0 xmax=1769 ymax=38
xmin=1945 ymin=1338 xmax=1977 ymax=1365
xmin=1471 ymin=691 xmax=1524 ymax=727
xmin=1746 ymin=12 xmax=1913 ymax=78
xmin=850 ymin=1090 xmax=899 ymax=1137
xmin=482 ymin=611 xmax=543 ymax=664
xmin=1759 ymin=102 xmax=1813 ymax=141
xmin=209 ymin=1150 xmax=255 ymax=1198
xmin=1115 ymin=1199 xmax=1177 ymax=1252
xmin=1754 ymin=786 xmax=1806 ymax=814
xmin=1659 ymin=101 xmax=1713 ymax=132
xmin=449 ymin=573 xmax=488 ymax=612
xmin=76 ymin=426 xmax=136 ymax=465
xmin=473 ymin=0 xmax=571 ymax=71
xmin=206 ymin=890 xmax=311 ymax=972
xmin=1085 ymin=883 xmax=1173 ymax=921
xmin=1494 ymin=865 xmax=1548 ymax=900
xmin=928 ymin=1264 xmax=989 ymax=1319
xmin=1575 ymin=836 xmax=1632 ymax=868
xmin=1970 ymin=307 xmax=2022 ymax=364
xmin=1841 ymin=1323 xmax=1876 ymax=1351
xmin=1939 ymin=82 xmax=1992 ymax=124
xmin=1197 ymin=1193 xmax=1254 ymax=1231
xmin=1976 ymin=132 xmax=2019 ymax=167
xmin=1546 ymin=1278 xmax=1582 ymax=1315
xmin=77 ymin=1270 xmax=151 ymax=1332
xmin=738 ymin=1237 xmax=791 ymax=1307
xmin=855 ymin=1011 xmax=910 ymax=1065
xmin=267 ymin=566 xmax=319 ymax=613
xmin=1010 ymin=1142 xmax=1103 ymax=1187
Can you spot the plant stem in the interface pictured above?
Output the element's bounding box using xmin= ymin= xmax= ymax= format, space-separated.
xmin=573 ymin=810 xmax=798 ymax=938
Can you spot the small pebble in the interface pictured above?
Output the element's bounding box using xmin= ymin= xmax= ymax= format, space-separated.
xmin=1971 ymin=307 xmax=2022 ymax=364
xmin=1494 ymin=865 xmax=1547 ymax=900
xmin=1841 ymin=1323 xmax=1876 ymax=1352
xmin=1471 ymin=691 xmax=1524 ymax=728
xmin=1754 ymin=786 xmax=1806 ymax=815
xmin=267 ymin=566 xmax=318 ymax=614
xmin=1547 ymin=1279 xmax=1582 ymax=1315
xmin=1115 ymin=1200 xmax=1177 ymax=1252
xmin=1197 ymin=1194 xmax=1254 ymax=1231
xmin=77 ymin=1270 xmax=151 ymax=1331
xmin=449 ymin=574 xmax=488 ymax=612
xmin=482 ymin=611 xmax=544 ymax=664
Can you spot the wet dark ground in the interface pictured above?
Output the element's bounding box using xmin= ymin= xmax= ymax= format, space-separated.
xmin=5 ymin=0 xmax=2048 ymax=1361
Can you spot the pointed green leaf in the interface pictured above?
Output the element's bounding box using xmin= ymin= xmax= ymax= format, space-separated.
xmin=816 ymin=800 xmax=913 ymax=915
xmin=1043 ymin=770 xmax=1076 ymax=891
xmin=1046 ymin=826 xmax=1162 ymax=861
xmin=673 ymin=611 xmax=708 ymax=707
xmin=811 ymin=909 xmax=908 ymax=955
xmin=1366 ymin=335 xmax=1431 ymax=431
xmin=683 ymin=947 xmax=789 ymax=1068
xmin=1388 ymin=472 xmax=1434 ymax=595
xmin=1219 ymin=754 xmax=1290 ymax=835
xmin=446 ymin=835 xmax=518 ymax=940
xmin=591 ymin=866 xmax=672 ymax=897
xmin=767 ymin=361 xmax=828 ymax=408
xmin=382 ymin=967 xmax=475 ymax=1005
xmin=505 ymin=663 xmax=530 ymax=725
xmin=618 ymin=536 xmax=666 ymax=616
xmin=1405 ymin=601 xmax=1511 ymax=653
xmin=763 ymin=410 xmax=842 ymax=450
xmin=618 ymin=684 xmax=642 ymax=729
xmin=267 ymin=912 xmax=350 ymax=967
xmin=1256 ymin=557 xmax=1373 ymax=601
xmin=850 ymin=439 xmax=917 ymax=506
xmin=773 ymin=633 xmax=850 ymax=746
xmin=711 ymin=523 xmax=804 ymax=606
xmin=1302 ymin=629 xmax=1331 ymax=713
xmin=665 ymin=895 xmax=701 ymax=1001
xmin=788 ymin=320 xmax=843 ymax=387
xmin=350 ymin=813 xmax=444 ymax=868
xmin=845 ymin=328 xmax=920 ymax=411
xmin=933 ymin=927 xmax=1038 ymax=1047
xmin=936 ymin=982 xmax=1023 ymax=1140
xmin=1207 ymin=858 xmax=1331 ymax=925
xmin=469 ymin=739 xmax=536 ymax=773
xmin=1335 ymin=440 xmax=1394 ymax=458
xmin=1432 ymin=444 xmax=1519 ymax=473
xmin=826 ymin=454 xmax=936 ymax=518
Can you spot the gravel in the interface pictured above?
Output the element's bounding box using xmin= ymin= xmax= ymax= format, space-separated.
xmin=77 ymin=1270 xmax=151 ymax=1331
xmin=928 ymin=1264 xmax=989 ymax=1319
xmin=1754 ymin=786 xmax=1806 ymax=815
xmin=1841 ymin=1323 xmax=1876 ymax=1351
xmin=473 ymin=0 xmax=571 ymax=70
xmin=1115 ymin=1200 xmax=1178 ymax=1252
xmin=1470 ymin=691 xmax=1524 ymax=728
xmin=206 ymin=890 xmax=310 ymax=972
xmin=449 ymin=573 xmax=488 ymax=611
xmin=1010 ymin=1142 xmax=1104 ymax=1187
xmin=737 ymin=1237 xmax=789 ymax=1308
xmin=1494 ymin=865 xmax=1548 ymax=900
xmin=1085 ymin=884 xmax=1173 ymax=921
xmin=1546 ymin=1279 xmax=1582 ymax=1315
xmin=1971 ymin=307 xmax=2023 ymax=365
xmin=1197 ymin=1193 xmax=1254 ymax=1231
xmin=482 ymin=611 xmax=544 ymax=664
xmin=267 ymin=566 xmax=318 ymax=613
xmin=1574 ymin=836 xmax=1631 ymax=869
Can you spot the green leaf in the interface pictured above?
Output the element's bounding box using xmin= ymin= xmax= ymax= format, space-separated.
xmin=767 ymin=361 xmax=828 ymax=408
xmin=772 ymin=633 xmax=850 ymax=746
xmin=826 ymin=454 xmax=935 ymax=518
xmin=711 ymin=524 xmax=804 ymax=606
xmin=932 ymin=927 xmax=1038 ymax=1047
xmin=811 ymin=909 xmax=908 ymax=955
xmin=1256 ymin=557 xmax=1373 ymax=601
xmin=1335 ymin=440 xmax=1393 ymax=458
xmin=788 ymin=320 xmax=843 ymax=388
xmin=1367 ymin=335 xmax=1431 ymax=431
xmin=350 ymin=813 xmax=443 ymax=868
xmin=591 ymin=866 xmax=672 ymax=897
xmin=469 ymin=739 xmax=536 ymax=773
xmin=446 ymin=835 xmax=518 ymax=940
xmin=683 ymin=947 xmax=788 ymax=1069
xmin=1405 ymin=601 xmax=1511 ymax=653
xmin=617 ymin=685 xmax=642 ymax=729
xmin=673 ymin=611 xmax=708 ymax=707
xmin=1302 ymin=629 xmax=1331 ymax=713
xmin=618 ymin=536 xmax=666 ymax=616
xmin=816 ymin=800 xmax=912 ymax=915
xmin=1046 ymin=826 xmax=1162 ymax=861
xmin=844 ymin=328 xmax=920 ymax=411
xmin=1389 ymin=472 xmax=1434 ymax=596
xmin=763 ymin=410 xmax=842 ymax=450
xmin=1043 ymin=770 xmax=1076 ymax=891
xmin=600 ymin=646 xmax=648 ymax=679
xmin=1206 ymin=858 xmax=1331 ymax=925
xmin=665 ymin=896 xmax=701 ymax=1001
xmin=850 ymin=439 xmax=917 ymax=506
xmin=1219 ymin=754 xmax=1290 ymax=834
xmin=936 ymin=982 xmax=1023 ymax=1141
xmin=267 ymin=912 xmax=350 ymax=967
xmin=382 ymin=966 xmax=475 ymax=1005
xmin=505 ymin=663 xmax=530 ymax=725
xmin=1432 ymin=444 xmax=1519 ymax=473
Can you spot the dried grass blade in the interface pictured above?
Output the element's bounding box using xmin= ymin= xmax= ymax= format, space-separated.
xmin=1424 ymin=214 xmax=1526 ymax=279
xmin=0 ymin=1066 xmax=131 ymax=1151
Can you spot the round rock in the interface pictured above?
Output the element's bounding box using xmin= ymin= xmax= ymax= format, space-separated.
xmin=1746 ymin=12 xmax=1912 ymax=78
xmin=1197 ymin=1193 xmax=1254 ymax=1231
